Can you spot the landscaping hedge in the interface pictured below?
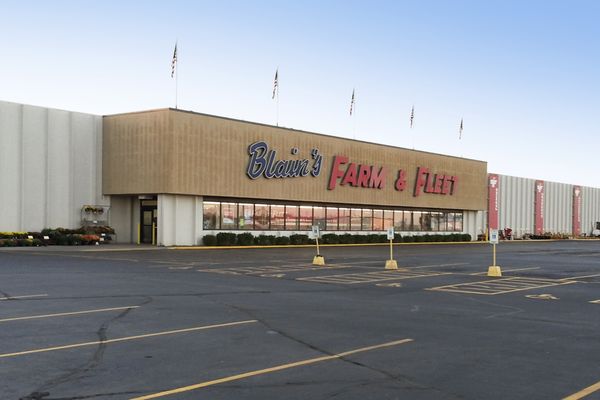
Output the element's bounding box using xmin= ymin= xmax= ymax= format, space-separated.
xmin=200 ymin=233 xmax=472 ymax=246
xmin=0 ymin=227 xmax=114 ymax=247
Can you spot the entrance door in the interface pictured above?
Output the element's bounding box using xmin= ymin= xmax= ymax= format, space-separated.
xmin=140 ymin=200 xmax=157 ymax=244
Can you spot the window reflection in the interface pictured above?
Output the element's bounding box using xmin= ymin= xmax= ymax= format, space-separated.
xmin=201 ymin=201 xmax=463 ymax=233
xmin=254 ymin=204 xmax=270 ymax=230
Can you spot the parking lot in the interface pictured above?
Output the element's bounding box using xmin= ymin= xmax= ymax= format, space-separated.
xmin=1 ymin=240 xmax=600 ymax=400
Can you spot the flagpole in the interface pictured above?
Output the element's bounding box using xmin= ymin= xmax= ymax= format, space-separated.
xmin=410 ymin=105 xmax=415 ymax=150
xmin=276 ymin=84 xmax=279 ymax=127
xmin=175 ymin=61 xmax=178 ymax=109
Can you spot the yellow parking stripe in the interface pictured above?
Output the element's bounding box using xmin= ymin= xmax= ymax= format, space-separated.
xmin=0 ymin=306 xmax=140 ymax=323
xmin=0 ymin=320 xmax=257 ymax=358
xmin=0 ymin=294 xmax=48 ymax=301
xmin=130 ymin=338 xmax=414 ymax=400
xmin=563 ymin=379 xmax=600 ymax=400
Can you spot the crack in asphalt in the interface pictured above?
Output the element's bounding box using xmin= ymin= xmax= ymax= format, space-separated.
xmin=19 ymin=297 xmax=152 ymax=400
xmin=212 ymin=301 xmax=463 ymax=399
xmin=20 ymin=391 xmax=142 ymax=400
xmin=0 ymin=286 xmax=13 ymax=298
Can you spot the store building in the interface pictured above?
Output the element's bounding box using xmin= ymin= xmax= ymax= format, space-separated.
xmin=103 ymin=108 xmax=488 ymax=245
xmin=2 ymin=100 xmax=599 ymax=245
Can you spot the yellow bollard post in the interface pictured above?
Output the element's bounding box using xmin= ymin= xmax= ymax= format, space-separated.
xmin=137 ymin=223 xmax=141 ymax=245
xmin=152 ymin=223 xmax=156 ymax=245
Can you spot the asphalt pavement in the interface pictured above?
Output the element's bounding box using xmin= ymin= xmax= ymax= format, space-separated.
xmin=1 ymin=240 xmax=599 ymax=400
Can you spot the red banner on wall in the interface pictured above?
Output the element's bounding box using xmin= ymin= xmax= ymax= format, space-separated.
xmin=573 ymin=186 xmax=582 ymax=237
xmin=488 ymin=174 xmax=499 ymax=230
xmin=534 ymin=180 xmax=545 ymax=235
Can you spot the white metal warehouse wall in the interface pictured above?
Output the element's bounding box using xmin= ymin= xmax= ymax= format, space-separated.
xmin=544 ymin=181 xmax=572 ymax=234
xmin=0 ymin=101 xmax=106 ymax=232
xmin=497 ymin=174 xmax=600 ymax=236
xmin=581 ymin=186 xmax=600 ymax=234
xmin=498 ymin=175 xmax=535 ymax=237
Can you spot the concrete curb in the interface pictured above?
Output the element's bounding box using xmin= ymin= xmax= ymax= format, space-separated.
xmin=170 ymin=241 xmax=482 ymax=250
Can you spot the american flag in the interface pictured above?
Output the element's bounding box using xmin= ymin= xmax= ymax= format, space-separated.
xmin=171 ymin=43 xmax=178 ymax=78
xmin=349 ymin=89 xmax=355 ymax=116
xmin=459 ymin=118 xmax=464 ymax=139
xmin=410 ymin=105 xmax=415 ymax=128
xmin=272 ymin=68 xmax=278 ymax=99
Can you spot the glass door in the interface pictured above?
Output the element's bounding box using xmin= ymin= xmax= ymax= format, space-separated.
xmin=140 ymin=199 xmax=157 ymax=244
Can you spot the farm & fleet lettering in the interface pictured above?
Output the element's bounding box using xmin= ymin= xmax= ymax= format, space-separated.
xmin=328 ymin=155 xmax=457 ymax=196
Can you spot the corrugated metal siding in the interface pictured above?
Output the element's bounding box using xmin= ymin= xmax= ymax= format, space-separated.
xmin=498 ymin=175 xmax=535 ymax=237
xmin=0 ymin=101 xmax=105 ymax=232
xmin=464 ymin=210 xmax=486 ymax=239
xmin=544 ymin=181 xmax=571 ymax=234
xmin=581 ymin=186 xmax=600 ymax=234
xmin=496 ymin=174 xmax=600 ymax=237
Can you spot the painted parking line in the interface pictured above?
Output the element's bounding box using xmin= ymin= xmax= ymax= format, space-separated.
xmin=410 ymin=262 xmax=469 ymax=269
xmin=562 ymin=379 xmax=600 ymax=400
xmin=469 ymin=267 xmax=540 ymax=275
xmin=0 ymin=305 xmax=140 ymax=323
xmin=0 ymin=294 xmax=48 ymax=301
xmin=197 ymin=264 xmax=347 ymax=275
xmin=567 ymin=273 xmax=600 ymax=280
xmin=130 ymin=338 xmax=414 ymax=400
xmin=427 ymin=277 xmax=576 ymax=295
xmin=297 ymin=270 xmax=450 ymax=285
xmin=0 ymin=319 xmax=257 ymax=359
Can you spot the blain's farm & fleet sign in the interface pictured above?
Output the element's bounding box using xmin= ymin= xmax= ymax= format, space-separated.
xmin=246 ymin=141 xmax=458 ymax=197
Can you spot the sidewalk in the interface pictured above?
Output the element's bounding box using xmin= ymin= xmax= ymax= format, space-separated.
xmin=0 ymin=244 xmax=165 ymax=252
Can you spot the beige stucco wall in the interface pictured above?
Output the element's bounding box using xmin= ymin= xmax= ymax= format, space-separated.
xmin=104 ymin=109 xmax=487 ymax=211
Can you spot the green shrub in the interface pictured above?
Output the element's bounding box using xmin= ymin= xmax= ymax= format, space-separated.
xmin=256 ymin=235 xmax=276 ymax=245
xmin=216 ymin=232 xmax=237 ymax=246
xmin=289 ymin=234 xmax=309 ymax=245
xmin=321 ymin=234 xmax=339 ymax=244
xmin=203 ymin=235 xmax=217 ymax=246
xmin=338 ymin=233 xmax=353 ymax=244
xmin=353 ymin=235 xmax=367 ymax=243
xmin=236 ymin=233 xmax=255 ymax=246
xmin=275 ymin=236 xmax=290 ymax=245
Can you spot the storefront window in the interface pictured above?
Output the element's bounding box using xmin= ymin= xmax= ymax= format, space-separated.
xmin=203 ymin=202 xmax=220 ymax=230
xmin=254 ymin=204 xmax=270 ymax=230
xmin=203 ymin=199 xmax=463 ymax=234
xmin=373 ymin=210 xmax=383 ymax=231
xmin=447 ymin=212 xmax=455 ymax=232
xmin=299 ymin=206 xmax=313 ymax=230
xmin=339 ymin=208 xmax=350 ymax=231
xmin=438 ymin=212 xmax=448 ymax=232
xmin=362 ymin=209 xmax=373 ymax=230
xmin=383 ymin=210 xmax=394 ymax=230
xmin=412 ymin=211 xmax=422 ymax=231
xmin=350 ymin=208 xmax=362 ymax=231
xmin=454 ymin=212 xmax=463 ymax=232
xmin=238 ymin=203 xmax=254 ymax=230
xmin=270 ymin=205 xmax=285 ymax=230
xmin=422 ymin=212 xmax=433 ymax=231
xmin=313 ymin=206 xmax=326 ymax=230
xmin=394 ymin=210 xmax=404 ymax=230
xmin=285 ymin=205 xmax=299 ymax=230
xmin=326 ymin=207 xmax=339 ymax=231
xmin=221 ymin=202 xmax=238 ymax=229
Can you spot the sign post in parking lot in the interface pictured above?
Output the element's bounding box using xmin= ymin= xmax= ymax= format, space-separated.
xmin=311 ymin=225 xmax=325 ymax=266
xmin=487 ymin=229 xmax=502 ymax=277
xmin=385 ymin=227 xmax=398 ymax=270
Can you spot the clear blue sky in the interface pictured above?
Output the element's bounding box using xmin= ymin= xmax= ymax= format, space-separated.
xmin=2 ymin=1 xmax=599 ymax=187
